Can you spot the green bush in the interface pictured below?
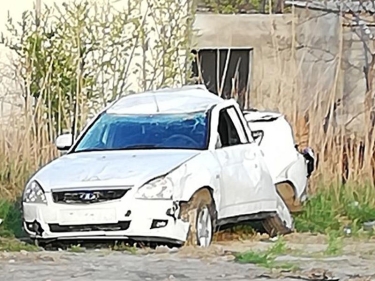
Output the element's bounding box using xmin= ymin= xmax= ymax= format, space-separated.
xmin=0 ymin=199 xmax=24 ymax=238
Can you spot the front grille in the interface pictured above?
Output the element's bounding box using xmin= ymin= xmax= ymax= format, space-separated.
xmin=49 ymin=221 xmax=131 ymax=233
xmin=52 ymin=189 xmax=128 ymax=204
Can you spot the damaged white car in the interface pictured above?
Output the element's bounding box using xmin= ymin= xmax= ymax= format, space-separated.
xmin=22 ymin=85 xmax=313 ymax=247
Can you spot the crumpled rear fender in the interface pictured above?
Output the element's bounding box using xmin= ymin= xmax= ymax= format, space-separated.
xmin=275 ymin=154 xmax=308 ymax=199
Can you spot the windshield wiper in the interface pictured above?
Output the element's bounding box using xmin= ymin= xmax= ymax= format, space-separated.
xmin=122 ymin=144 xmax=160 ymax=149
xmin=72 ymin=148 xmax=107 ymax=153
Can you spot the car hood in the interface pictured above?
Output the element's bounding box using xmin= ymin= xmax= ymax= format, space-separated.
xmin=32 ymin=149 xmax=200 ymax=191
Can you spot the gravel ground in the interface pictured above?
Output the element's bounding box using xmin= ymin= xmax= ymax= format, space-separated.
xmin=1 ymin=234 xmax=375 ymax=281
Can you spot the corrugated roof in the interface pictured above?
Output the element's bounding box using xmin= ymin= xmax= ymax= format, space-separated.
xmin=285 ymin=1 xmax=375 ymax=13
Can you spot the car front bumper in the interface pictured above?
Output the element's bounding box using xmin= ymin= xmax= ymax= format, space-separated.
xmin=22 ymin=198 xmax=189 ymax=245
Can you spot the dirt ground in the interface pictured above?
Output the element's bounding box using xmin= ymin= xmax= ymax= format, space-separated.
xmin=1 ymin=233 xmax=375 ymax=281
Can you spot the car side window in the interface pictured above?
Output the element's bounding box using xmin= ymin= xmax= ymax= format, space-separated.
xmin=226 ymin=107 xmax=249 ymax=143
xmin=217 ymin=108 xmax=241 ymax=148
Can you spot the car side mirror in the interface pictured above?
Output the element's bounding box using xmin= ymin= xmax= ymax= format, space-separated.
xmin=251 ymin=130 xmax=264 ymax=145
xmin=55 ymin=133 xmax=73 ymax=151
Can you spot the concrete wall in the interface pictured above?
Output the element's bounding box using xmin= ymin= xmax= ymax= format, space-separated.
xmin=294 ymin=8 xmax=341 ymax=112
xmin=341 ymin=25 xmax=371 ymax=133
xmin=293 ymin=8 xmax=371 ymax=135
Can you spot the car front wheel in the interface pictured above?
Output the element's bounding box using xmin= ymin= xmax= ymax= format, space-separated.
xmin=180 ymin=188 xmax=215 ymax=247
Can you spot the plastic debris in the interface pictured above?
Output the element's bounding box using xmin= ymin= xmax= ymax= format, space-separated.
xmin=343 ymin=225 xmax=352 ymax=236
xmin=363 ymin=221 xmax=375 ymax=231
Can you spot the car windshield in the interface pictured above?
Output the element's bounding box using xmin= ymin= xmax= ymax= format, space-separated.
xmin=73 ymin=111 xmax=209 ymax=152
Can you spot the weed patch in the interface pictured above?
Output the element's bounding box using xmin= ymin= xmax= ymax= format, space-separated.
xmin=324 ymin=231 xmax=343 ymax=256
xmin=0 ymin=237 xmax=38 ymax=252
xmin=112 ymin=242 xmax=138 ymax=254
xmin=68 ymin=244 xmax=86 ymax=253
xmin=235 ymin=237 xmax=298 ymax=270
xmin=0 ymin=199 xmax=24 ymax=238
xmin=294 ymin=185 xmax=375 ymax=236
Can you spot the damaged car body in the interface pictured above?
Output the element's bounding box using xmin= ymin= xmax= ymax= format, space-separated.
xmin=22 ymin=85 xmax=312 ymax=247
xmin=243 ymin=110 xmax=315 ymax=213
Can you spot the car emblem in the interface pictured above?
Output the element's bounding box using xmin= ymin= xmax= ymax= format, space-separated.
xmin=79 ymin=192 xmax=97 ymax=201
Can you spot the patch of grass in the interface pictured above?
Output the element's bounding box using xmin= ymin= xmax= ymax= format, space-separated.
xmin=294 ymin=184 xmax=375 ymax=236
xmin=0 ymin=238 xmax=39 ymax=252
xmin=222 ymin=184 xmax=375 ymax=241
xmin=112 ymin=242 xmax=137 ymax=254
xmin=235 ymin=237 xmax=298 ymax=270
xmin=0 ymin=199 xmax=25 ymax=238
xmin=324 ymin=231 xmax=343 ymax=256
xmin=68 ymin=244 xmax=86 ymax=253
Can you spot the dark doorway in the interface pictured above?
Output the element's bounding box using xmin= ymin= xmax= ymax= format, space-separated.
xmin=191 ymin=48 xmax=253 ymax=109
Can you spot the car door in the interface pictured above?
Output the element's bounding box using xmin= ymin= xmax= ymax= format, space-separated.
xmin=210 ymin=104 xmax=264 ymax=219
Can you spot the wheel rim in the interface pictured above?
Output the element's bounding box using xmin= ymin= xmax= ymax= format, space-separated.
xmin=196 ymin=206 xmax=212 ymax=247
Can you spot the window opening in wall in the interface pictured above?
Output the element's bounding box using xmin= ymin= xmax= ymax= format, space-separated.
xmin=190 ymin=48 xmax=253 ymax=110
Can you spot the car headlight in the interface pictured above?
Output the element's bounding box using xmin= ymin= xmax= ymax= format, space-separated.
xmin=135 ymin=177 xmax=173 ymax=199
xmin=23 ymin=181 xmax=47 ymax=204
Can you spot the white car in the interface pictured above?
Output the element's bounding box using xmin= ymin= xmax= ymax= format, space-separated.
xmin=22 ymin=85 xmax=299 ymax=247
xmin=243 ymin=110 xmax=314 ymax=213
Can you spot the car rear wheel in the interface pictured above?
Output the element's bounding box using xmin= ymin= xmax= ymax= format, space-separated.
xmin=180 ymin=188 xmax=215 ymax=247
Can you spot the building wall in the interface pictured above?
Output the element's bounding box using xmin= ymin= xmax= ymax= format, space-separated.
xmin=341 ymin=25 xmax=371 ymax=133
xmin=293 ymin=8 xmax=370 ymax=135
xmin=294 ymin=8 xmax=341 ymax=112
xmin=194 ymin=13 xmax=296 ymax=112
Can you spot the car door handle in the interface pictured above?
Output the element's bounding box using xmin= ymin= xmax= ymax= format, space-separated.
xmin=223 ymin=150 xmax=230 ymax=160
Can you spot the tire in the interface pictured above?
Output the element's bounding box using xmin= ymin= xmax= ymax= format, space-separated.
xmin=32 ymin=238 xmax=47 ymax=249
xmin=180 ymin=189 xmax=216 ymax=247
xmin=32 ymin=238 xmax=61 ymax=250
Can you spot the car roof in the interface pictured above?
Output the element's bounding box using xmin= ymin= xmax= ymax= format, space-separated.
xmin=106 ymin=85 xmax=225 ymax=115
